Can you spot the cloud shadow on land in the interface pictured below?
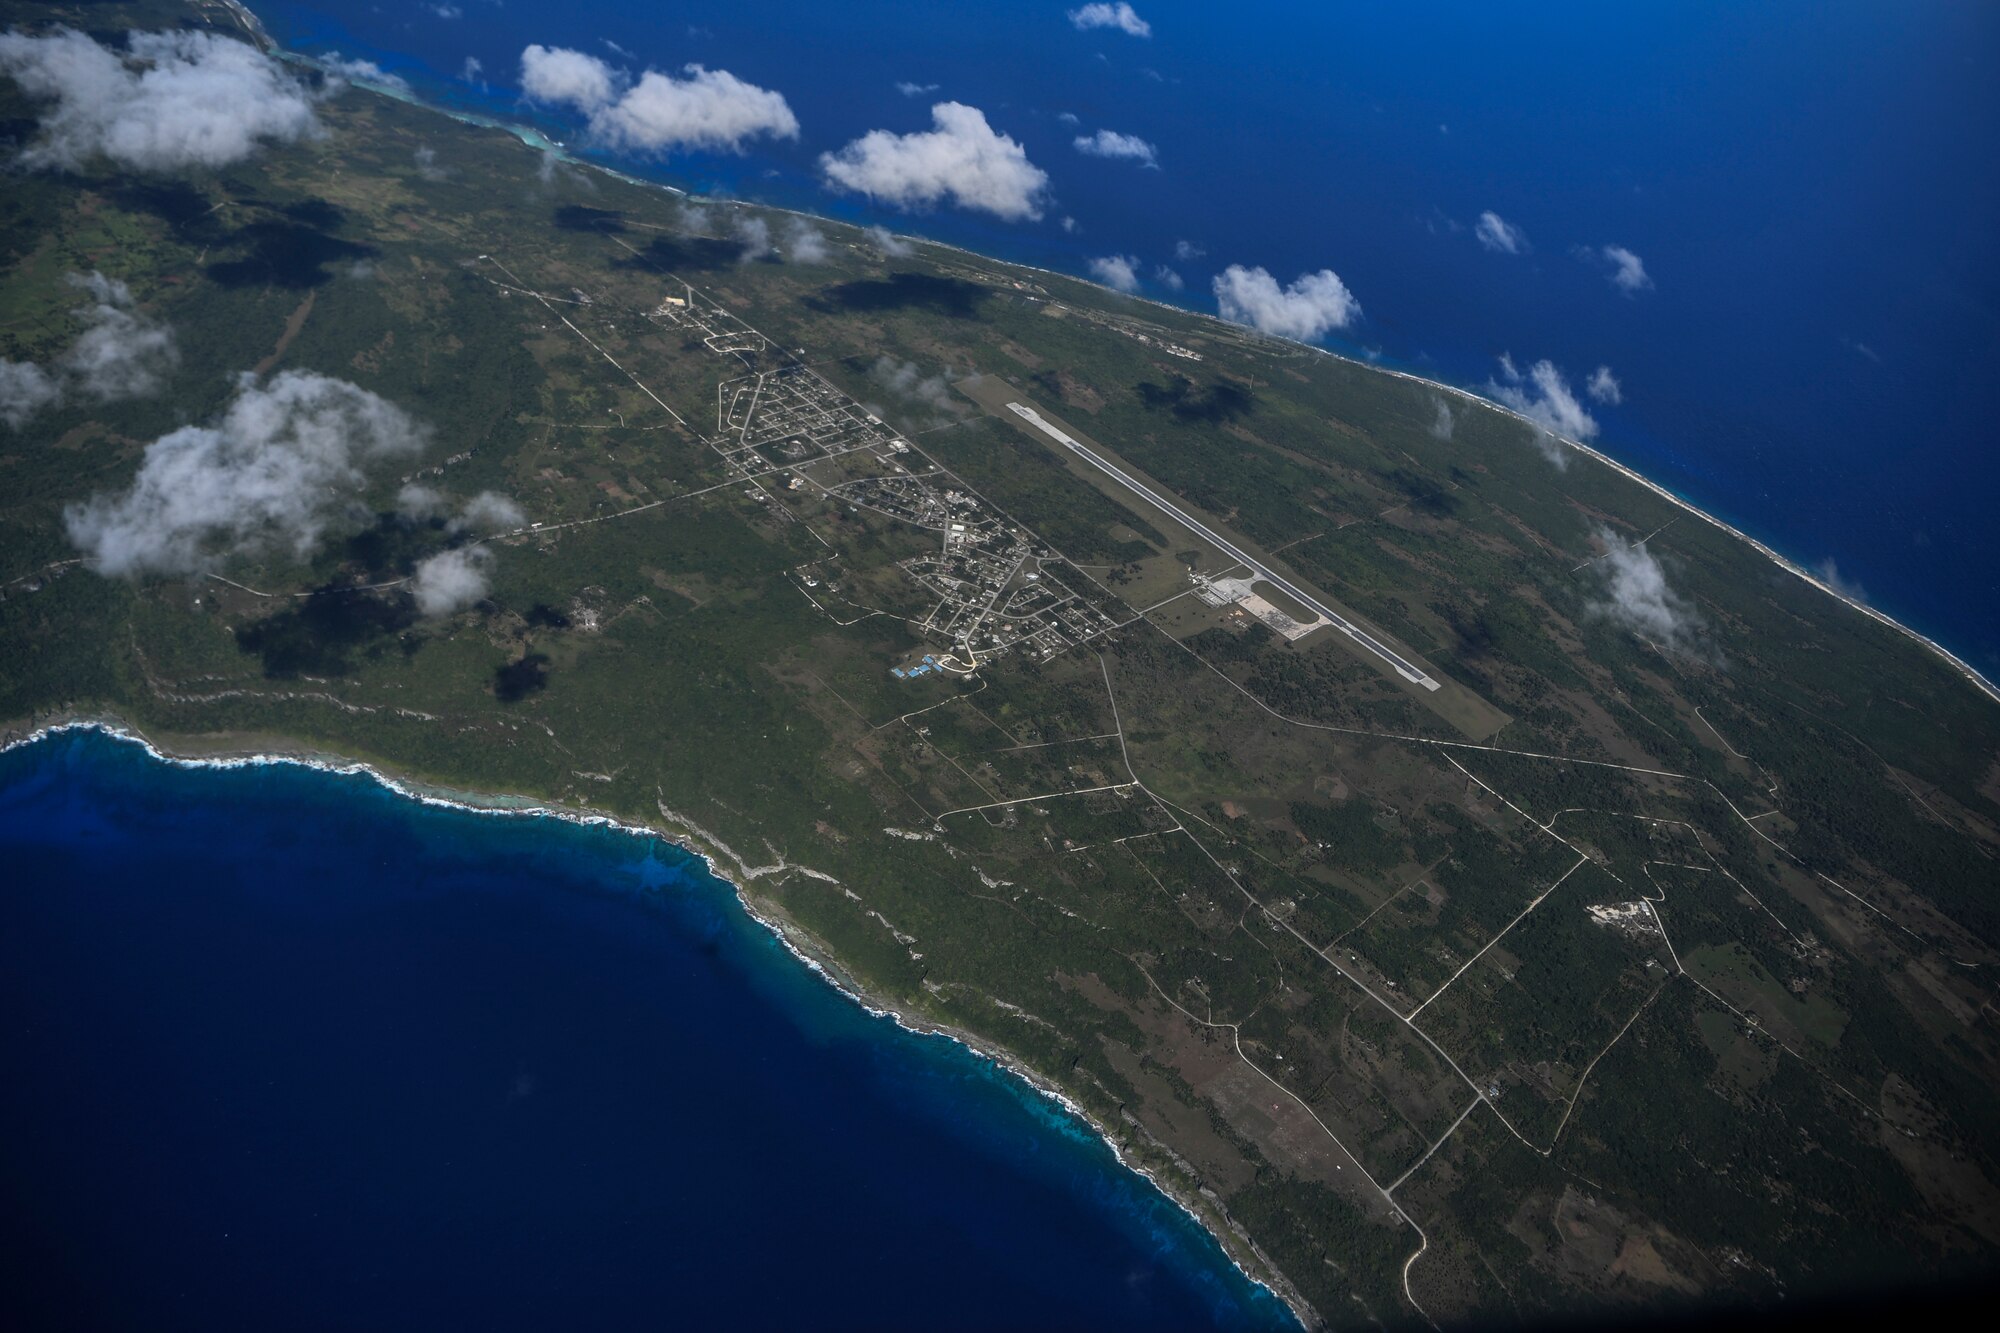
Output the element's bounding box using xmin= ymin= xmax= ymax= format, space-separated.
xmin=494 ymin=652 xmax=550 ymax=703
xmin=807 ymin=272 xmax=988 ymax=320
xmin=110 ymin=179 xmax=227 ymax=237
xmin=343 ymin=511 xmax=443 ymax=581
xmin=552 ymin=204 xmax=626 ymax=235
xmin=234 ymin=585 xmax=418 ymax=678
xmin=1136 ymin=374 xmax=1254 ymax=424
xmin=1385 ymin=466 xmax=1460 ymax=517
xmin=525 ymin=603 xmax=572 ymax=629
xmin=610 ymin=233 xmax=743 ymax=275
xmin=206 ymin=206 xmax=378 ymax=289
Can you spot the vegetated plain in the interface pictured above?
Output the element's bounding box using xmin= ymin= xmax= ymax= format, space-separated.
xmin=4 ymin=2 xmax=1999 ymax=1326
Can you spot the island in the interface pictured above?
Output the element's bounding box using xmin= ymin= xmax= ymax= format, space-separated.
xmin=3 ymin=1 xmax=1998 ymax=1325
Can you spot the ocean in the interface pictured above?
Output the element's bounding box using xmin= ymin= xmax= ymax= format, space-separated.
xmin=253 ymin=0 xmax=1999 ymax=678
xmin=0 ymin=729 xmax=1297 ymax=1331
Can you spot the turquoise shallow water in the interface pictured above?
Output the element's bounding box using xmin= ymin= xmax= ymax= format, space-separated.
xmin=0 ymin=729 xmax=1298 ymax=1332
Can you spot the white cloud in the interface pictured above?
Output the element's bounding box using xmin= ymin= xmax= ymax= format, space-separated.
xmin=430 ymin=3 xmax=462 ymax=18
xmin=413 ymin=145 xmax=449 ymax=181
xmin=1474 ymin=209 xmax=1528 ymax=255
xmin=1073 ymin=128 xmax=1157 ymax=166
xmin=1153 ymin=264 xmax=1183 ymax=291
xmin=1212 ymin=265 xmax=1361 ymax=341
xmin=1814 ymin=557 xmax=1866 ymax=603
xmin=64 ymin=370 xmax=429 ymax=578
xmin=1173 ymin=239 xmax=1204 ymax=261
xmin=520 ymin=43 xmax=618 ymax=109
xmin=783 ymin=218 xmax=832 ymax=263
xmin=1429 ymin=397 xmax=1455 ymax=441
xmin=1590 ymin=530 xmax=1702 ymax=654
xmin=1088 ymin=254 xmax=1141 ymax=293
xmin=396 ymin=483 xmax=448 ymax=520
xmin=0 ymin=27 xmax=323 ymax=173
xmin=1600 ymin=243 xmax=1653 ymax=294
xmin=57 ymin=272 xmax=177 ymax=403
xmin=732 ymin=214 xmax=773 ymax=263
xmin=592 ymin=65 xmax=800 ymax=154
xmin=677 ymin=202 xmax=717 ymax=237
xmin=460 ymin=55 xmax=485 ymax=85
xmin=866 ymin=224 xmax=913 ymax=258
xmin=1056 ymin=111 xmax=1080 ymax=126
xmin=1586 ymin=365 xmax=1622 ymax=405
xmin=895 ymin=80 xmax=938 ymax=97
xmin=870 ymin=356 xmax=964 ymax=422
xmin=0 ymin=361 xmax=61 ymax=430
xmin=0 ymin=271 xmax=177 ymax=429
xmin=411 ymin=545 xmax=494 ymax=616
xmin=520 ymin=47 xmax=799 ymax=155
xmin=448 ymin=490 xmax=526 ymax=534
xmin=821 ymin=103 xmax=1049 ymax=221
xmin=1069 ymin=4 xmax=1152 ymax=37
xmin=1490 ymin=358 xmax=1596 ymax=465
xmin=321 ymin=53 xmax=410 ymax=93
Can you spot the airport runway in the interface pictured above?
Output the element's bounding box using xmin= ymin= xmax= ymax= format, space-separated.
xmin=1006 ymin=402 xmax=1442 ymax=692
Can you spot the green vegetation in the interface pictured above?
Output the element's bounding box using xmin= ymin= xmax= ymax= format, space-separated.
xmin=4 ymin=3 xmax=1999 ymax=1327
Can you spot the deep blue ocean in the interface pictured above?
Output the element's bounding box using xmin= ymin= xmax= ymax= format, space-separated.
xmin=254 ymin=0 xmax=1999 ymax=678
xmin=0 ymin=730 xmax=1297 ymax=1331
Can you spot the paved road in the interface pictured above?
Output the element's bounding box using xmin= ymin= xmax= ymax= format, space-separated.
xmin=1006 ymin=402 xmax=1442 ymax=691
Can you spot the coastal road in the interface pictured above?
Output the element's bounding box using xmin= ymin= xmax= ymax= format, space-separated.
xmin=1004 ymin=402 xmax=1443 ymax=691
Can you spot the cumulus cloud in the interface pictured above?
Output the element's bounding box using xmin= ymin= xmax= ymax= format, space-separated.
xmin=413 ymin=144 xmax=449 ymax=181
xmin=64 ymin=370 xmax=429 ymax=578
xmin=396 ymin=483 xmax=448 ymax=520
xmin=1599 ymin=243 xmax=1652 ymax=294
xmin=870 ymin=356 xmax=964 ymax=422
xmin=0 ymin=27 xmax=323 ymax=173
xmin=593 ymin=65 xmax=799 ymax=154
xmin=448 ymin=489 xmax=526 ymax=534
xmin=0 ymin=361 xmax=61 ymax=430
xmin=866 ymin=224 xmax=913 ymax=258
xmin=820 ymin=103 xmax=1049 ymax=221
xmin=1586 ymin=365 xmax=1622 ymax=405
xmin=732 ymin=214 xmax=774 ymax=263
xmin=321 ymin=53 xmax=410 ymax=93
xmin=1429 ymin=397 xmax=1455 ymax=441
xmin=460 ymin=55 xmax=486 ymax=87
xmin=1474 ymin=209 xmax=1528 ymax=255
xmin=1154 ymin=264 xmax=1183 ymax=292
xmin=430 ymin=3 xmax=462 ymax=18
xmin=411 ymin=545 xmax=494 ymax=616
xmin=782 ymin=218 xmax=832 ymax=263
xmin=1212 ymin=265 xmax=1361 ymax=341
xmin=1088 ymin=254 xmax=1141 ymax=293
xmin=1489 ymin=358 xmax=1595 ymax=464
xmin=57 ymin=272 xmax=178 ymax=403
xmin=1073 ymin=128 xmax=1157 ymax=167
xmin=1590 ymin=531 xmax=1703 ymax=654
xmin=1173 ymin=239 xmax=1204 ymax=261
xmin=518 ymin=45 xmax=798 ymax=155
xmin=895 ymin=80 xmax=938 ymax=97
xmin=1069 ymin=3 xmax=1151 ymax=37
xmin=519 ymin=43 xmax=618 ymax=109
xmin=0 ymin=271 xmax=177 ymax=429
